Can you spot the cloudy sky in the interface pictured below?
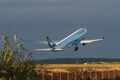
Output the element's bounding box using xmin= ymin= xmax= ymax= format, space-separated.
xmin=0 ymin=0 xmax=120 ymax=60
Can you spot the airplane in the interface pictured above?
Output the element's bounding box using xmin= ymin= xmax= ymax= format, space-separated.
xmin=35 ymin=28 xmax=104 ymax=52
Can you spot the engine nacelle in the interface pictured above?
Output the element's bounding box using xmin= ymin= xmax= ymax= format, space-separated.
xmin=80 ymin=40 xmax=90 ymax=46
xmin=82 ymin=43 xmax=86 ymax=46
xmin=52 ymin=48 xmax=63 ymax=52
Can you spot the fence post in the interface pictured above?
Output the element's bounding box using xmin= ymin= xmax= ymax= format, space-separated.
xmin=75 ymin=72 xmax=77 ymax=80
xmin=67 ymin=72 xmax=69 ymax=80
xmin=60 ymin=72 xmax=61 ymax=80
xmin=42 ymin=70 xmax=44 ymax=80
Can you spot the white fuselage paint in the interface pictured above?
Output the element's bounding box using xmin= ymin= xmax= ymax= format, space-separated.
xmin=53 ymin=28 xmax=87 ymax=49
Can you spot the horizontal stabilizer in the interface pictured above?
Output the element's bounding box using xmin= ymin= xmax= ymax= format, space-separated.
xmin=39 ymin=41 xmax=59 ymax=45
xmin=35 ymin=48 xmax=63 ymax=52
xmin=35 ymin=48 xmax=51 ymax=51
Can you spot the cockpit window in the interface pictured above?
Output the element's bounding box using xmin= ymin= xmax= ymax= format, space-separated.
xmin=77 ymin=29 xmax=85 ymax=35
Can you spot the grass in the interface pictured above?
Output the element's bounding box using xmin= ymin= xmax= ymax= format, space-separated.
xmin=35 ymin=62 xmax=120 ymax=73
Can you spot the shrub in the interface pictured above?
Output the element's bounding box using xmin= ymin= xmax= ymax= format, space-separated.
xmin=0 ymin=35 xmax=37 ymax=80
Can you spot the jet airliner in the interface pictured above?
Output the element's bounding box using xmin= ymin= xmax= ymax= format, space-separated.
xmin=35 ymin=28 xmax=104 ymax=51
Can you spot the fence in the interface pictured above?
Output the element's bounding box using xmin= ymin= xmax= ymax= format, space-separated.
xmin=36 ymin=69 xmax=120 ymax=80
xmin=35 ymin=64 xmax=120 ymax=80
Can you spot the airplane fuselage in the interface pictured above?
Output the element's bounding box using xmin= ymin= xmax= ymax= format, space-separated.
xmin=52 ymin=28 xmax=87 ymax=50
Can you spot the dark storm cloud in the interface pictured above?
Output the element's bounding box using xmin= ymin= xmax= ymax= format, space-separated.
xmin=0 ymin=0 xmax=120 ymax=59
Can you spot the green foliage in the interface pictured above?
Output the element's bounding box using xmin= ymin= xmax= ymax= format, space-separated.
xmin=0 ymin=35 xmax=37 ymax=80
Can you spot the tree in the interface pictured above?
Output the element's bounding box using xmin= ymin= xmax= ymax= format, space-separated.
xmin=0 ymin=35 xmax=37 ymax=80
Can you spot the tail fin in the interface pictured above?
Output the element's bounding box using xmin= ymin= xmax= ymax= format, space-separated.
xmin=46 ymin=36 xmax=55 ymax=48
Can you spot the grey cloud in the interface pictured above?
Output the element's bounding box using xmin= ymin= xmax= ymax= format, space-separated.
xmin=0 ymin=0 xmax=120 ymax=59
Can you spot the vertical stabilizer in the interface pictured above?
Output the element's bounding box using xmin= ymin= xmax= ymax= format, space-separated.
xmin=46 ymin=36 xmax=55 ymax=48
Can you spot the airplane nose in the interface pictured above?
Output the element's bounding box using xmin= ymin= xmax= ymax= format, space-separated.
xmin=81 ymin=28 xmax=87 ymax=33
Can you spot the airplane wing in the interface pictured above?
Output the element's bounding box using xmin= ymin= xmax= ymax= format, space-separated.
xmin=80 ymin=37 xmax=104 ymax=45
